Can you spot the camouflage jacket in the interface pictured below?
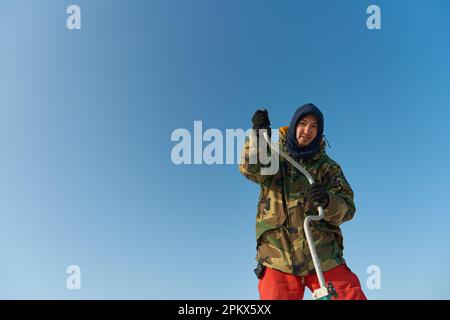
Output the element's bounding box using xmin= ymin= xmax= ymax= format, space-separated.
xmin=239 ymin=126 xmax=356 ymax=276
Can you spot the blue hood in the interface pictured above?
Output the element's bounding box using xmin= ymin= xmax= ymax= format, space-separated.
xmin=286 ymin=103 xmax=324 ymax=160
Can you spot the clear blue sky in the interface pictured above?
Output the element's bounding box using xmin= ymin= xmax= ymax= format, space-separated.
xmin=1 ymin=0 xmax=449 ymax=299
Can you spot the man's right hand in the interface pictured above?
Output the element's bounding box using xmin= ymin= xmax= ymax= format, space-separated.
xmin=252 ymin=109 xmax=271 ymax=130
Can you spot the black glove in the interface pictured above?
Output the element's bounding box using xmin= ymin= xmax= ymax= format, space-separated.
xmin=252 ymin=109 xmax=271 ymax=130
xmin=307 ymin=182 xmax=329 ymax=209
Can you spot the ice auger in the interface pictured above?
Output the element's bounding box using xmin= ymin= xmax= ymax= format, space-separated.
xmin=262 ymin=130 xmax=338 ymax=300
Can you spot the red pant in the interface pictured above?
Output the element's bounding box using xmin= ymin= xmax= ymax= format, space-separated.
xmin=258 ymin=264 xmax=367 ymax=300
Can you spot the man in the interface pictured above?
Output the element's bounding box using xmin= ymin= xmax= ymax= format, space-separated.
xmin=239 ymin=103 xmax=366 ymax=300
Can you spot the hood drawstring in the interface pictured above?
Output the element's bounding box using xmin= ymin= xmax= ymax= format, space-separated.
xmin=323 ymin=135 xmax=331 ymax=148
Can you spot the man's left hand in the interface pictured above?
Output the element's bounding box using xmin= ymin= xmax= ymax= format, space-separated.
xmin=307 ymin=182 xmax=329 ymax=209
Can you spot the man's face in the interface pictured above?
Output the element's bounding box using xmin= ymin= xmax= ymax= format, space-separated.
xmin=295 ymin=114 xmax=319 ymax=147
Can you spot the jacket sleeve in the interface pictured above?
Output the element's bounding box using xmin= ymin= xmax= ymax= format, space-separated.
xmin=322 ymin=163 xmax=356 ymax=226
xmin=239 ymin=131 xmax=277 ymax=186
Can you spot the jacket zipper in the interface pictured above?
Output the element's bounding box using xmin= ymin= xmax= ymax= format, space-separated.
xmin=280 ymin=159 xmax=295 ymax=274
